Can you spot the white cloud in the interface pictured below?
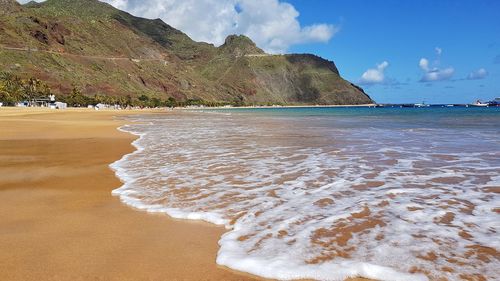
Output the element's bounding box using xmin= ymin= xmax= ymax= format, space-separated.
xmin=359 ymin=61 xmax=389 ymax=85
xmin=419 ymin=58 xmax=430 ymax=72
xmin=227 ymin=0 xmax=338 ymax=53
xmin=467 ymin=68 xmax=488 ymax=80
xmin=17 ymin=0 xmax=338 ymax=54
xmin=420 ymin=67 xmax=454 ymax=82
xmin=419 ymin=49 xmax=454 ymax=82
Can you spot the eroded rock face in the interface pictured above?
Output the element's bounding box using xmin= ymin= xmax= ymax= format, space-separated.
xmin=27 ymin=17 xmax=69 ymax=45
xmin=30 ymin=30 xmax=49 ymax=44
xmin=49 ymin=22 xmax=70 ymax=45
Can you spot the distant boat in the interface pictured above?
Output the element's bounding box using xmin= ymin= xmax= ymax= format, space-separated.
xmin=487 ymin=98 xmax=500 ymax=107
xmin=411 ymin=101 xmax=429 ymax=108
xmin=470 ymin=99 xmax=489 ymax=107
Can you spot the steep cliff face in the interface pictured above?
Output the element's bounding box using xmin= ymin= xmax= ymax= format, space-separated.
xmin=0 ymin=0 xmax=373 ymax=105
xmin=243 ymin=54 xmax=370 ymax=105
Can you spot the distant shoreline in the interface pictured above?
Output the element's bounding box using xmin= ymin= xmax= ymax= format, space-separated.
xmin=2 ymin=102 xmax=499 ymax=112
xmin=176 ymin=103 xmax=500 ymax=110
xmin=176 ymin=104 xmax=378 ymax=110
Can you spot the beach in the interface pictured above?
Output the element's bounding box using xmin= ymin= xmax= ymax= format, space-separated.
xmin=0 ymin=108 xmax=260 ymax=281
xmin=1 ymin=0 xmax=497 ymax=279
xmin=1 ymin=107 xmax=497 ymax=281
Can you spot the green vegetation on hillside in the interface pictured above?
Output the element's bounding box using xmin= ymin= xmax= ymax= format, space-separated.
xmin=0 ymin=72 xmax=245 ymax=108
xmin=0 ymin=72 xmax=52 ymax=105
xmin=0 ymin=0 xmax=374 ymax=105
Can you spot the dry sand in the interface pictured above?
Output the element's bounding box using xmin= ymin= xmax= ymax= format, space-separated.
xmin=0 ymin=107 xmax=371 ymax=281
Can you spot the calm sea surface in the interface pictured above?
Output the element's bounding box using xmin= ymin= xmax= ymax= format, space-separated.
xmin=111 ymin=107 xmax=500 ymax=281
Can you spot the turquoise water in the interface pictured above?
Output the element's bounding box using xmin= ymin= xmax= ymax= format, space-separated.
xmin=207 ymin=106 xmax=500 ymax=126
xmin=208 ymin=106 xmax=500 ymax=115
xmin=112 ymin=107 xmax=500 ymax=281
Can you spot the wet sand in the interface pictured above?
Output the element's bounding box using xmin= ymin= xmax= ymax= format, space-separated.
xmin=0 ymin=108 xmax=371 ymax=281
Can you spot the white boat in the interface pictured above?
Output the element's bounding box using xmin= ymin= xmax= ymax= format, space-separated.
xmin=414 ymin=101 xmax=430 ymax=107
xmin=470 ymin=100 xmax=488 ymax=107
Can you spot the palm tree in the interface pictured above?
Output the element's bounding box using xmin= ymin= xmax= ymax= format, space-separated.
xmin=22 ymin=78 xmax=42 ymax=106
xmin=0 ymin=72 xmax=23 ymax=103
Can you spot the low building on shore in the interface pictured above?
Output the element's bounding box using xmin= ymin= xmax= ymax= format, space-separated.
xmin=50 ymin=102 xmax=67 ymax=109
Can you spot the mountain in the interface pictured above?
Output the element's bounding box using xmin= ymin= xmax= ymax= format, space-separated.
xmin=0 ymin=0 xmax=373 ymax=105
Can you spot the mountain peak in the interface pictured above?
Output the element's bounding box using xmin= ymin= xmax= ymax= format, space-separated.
xmin=220 ymin=35 xmax=264 ymax=56
xmin=23 ymin=1 xmax=41 ymax=7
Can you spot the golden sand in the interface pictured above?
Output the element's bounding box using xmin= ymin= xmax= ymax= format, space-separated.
xmin=0 ymin=107 xmax=372 ymax=281
xmin=0 ymin=108 xmax=259 ymax=281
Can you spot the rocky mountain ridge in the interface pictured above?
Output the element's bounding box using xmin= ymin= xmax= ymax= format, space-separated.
xmin=0 ymin=0 xmax=373 ymax=105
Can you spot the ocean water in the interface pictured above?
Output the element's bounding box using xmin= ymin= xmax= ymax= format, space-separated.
xmin=111 ymin=107 xmax=500 ymax=281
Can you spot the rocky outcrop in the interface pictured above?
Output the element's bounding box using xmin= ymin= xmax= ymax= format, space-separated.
xmin=220 ymin=35 xmax=265 ymax=57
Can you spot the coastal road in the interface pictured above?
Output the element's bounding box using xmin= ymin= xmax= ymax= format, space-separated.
xmin=0 ymin=45 xmax=168 ymax=63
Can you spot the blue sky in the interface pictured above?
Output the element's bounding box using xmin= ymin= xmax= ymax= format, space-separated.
xmin=287 ymin=0 xmax=500 ymax=104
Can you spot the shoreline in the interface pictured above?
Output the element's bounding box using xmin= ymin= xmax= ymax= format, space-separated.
xmin=0 ymin=107 xmax=372 ymax=281
xmin=175 ymin=104 xmax=378 ymax=110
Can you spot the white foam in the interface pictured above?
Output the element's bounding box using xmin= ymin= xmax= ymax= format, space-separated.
xmin=110 ymin=113 xmax=500 ymax=281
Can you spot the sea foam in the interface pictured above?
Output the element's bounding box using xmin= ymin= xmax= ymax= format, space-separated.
xmin=111 ymin=110 xmax=500 ymax=281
